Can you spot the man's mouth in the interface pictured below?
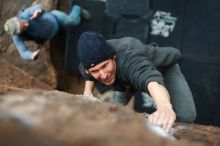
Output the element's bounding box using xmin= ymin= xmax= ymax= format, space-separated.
xmin=103 ymin=78 xmax=111 ymax=83
xmin=102 ymin=76 xmax=113 ymax=83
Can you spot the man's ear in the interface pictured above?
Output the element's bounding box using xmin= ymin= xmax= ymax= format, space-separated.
xmin=24 ymin=22 xmax=29 ymax=27
xmin=85 ymin=69 xmax=89 ymax=74
xmin=113 ymin=55 xmax=116 ymax=59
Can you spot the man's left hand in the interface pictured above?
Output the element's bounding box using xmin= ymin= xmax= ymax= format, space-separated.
xmin=30 ymin=10 xmax=42 ymax=19
xmin=148 ymin=104 xmax=176 ymax=133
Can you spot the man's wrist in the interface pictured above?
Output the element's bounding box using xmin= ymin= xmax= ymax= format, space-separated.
xmin=83 ymin=90 xmax=93 ymax=96
xmin=157 ymin=103 xmax=173 ymax=110
xmin=36 ymin=9 xmax=42 ymax=13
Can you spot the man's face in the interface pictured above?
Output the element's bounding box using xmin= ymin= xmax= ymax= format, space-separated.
xmin=17 ymin=18 xmax=29 ymax=33
xmin=86 ymin=56 xmax=117 ymax=86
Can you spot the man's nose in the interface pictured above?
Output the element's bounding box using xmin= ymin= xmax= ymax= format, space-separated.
xmin=99 ymin=70 xmax=107 ymax=79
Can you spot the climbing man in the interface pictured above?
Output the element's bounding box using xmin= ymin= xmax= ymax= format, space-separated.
xmin=77 ymin=31 xmax=197 ymax=133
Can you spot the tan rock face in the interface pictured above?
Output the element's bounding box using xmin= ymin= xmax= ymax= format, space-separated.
xmin=0 ymin=59 xmax=52 ymax=90
xmin=0 ymin=89 xmax=199 ymax=146
xmin=173 ymin=123 xmax=220 ymax=146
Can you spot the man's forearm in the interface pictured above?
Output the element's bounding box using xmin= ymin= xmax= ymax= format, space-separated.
xmin=147 ymin=81 xmax=176 ymax=132
xmin=84 ymin=81 xmax=95 ymax=96
xmin=147 ymin=81 xmax=172 ymax=108
xmin=21 ymin=4 xmax=44 ymax=18
xmin=12 ymin=35 xmax=32 ymax=60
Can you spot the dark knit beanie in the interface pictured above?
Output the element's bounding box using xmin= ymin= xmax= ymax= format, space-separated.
xmin=77 ymin=31 xmax=116 ymax=69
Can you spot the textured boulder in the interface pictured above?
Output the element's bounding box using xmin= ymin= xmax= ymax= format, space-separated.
xmin=173 ymin=123 xmax=220 ymax=146
xmin=0 ymin=59 xmax=52 ymax=90
xmin=0 ymin=89 xmax=200 ymax=146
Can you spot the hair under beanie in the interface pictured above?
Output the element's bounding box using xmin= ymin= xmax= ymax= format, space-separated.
xmin=4 ymin=17 xmax=21 ymax=35
xmin=77 ymin=31 xmax=116 ymax=69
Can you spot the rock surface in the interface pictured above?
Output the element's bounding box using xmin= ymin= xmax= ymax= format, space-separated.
xmin=0 ymin=59 xmax=52 ymax=90
xmin=173 ymin=123 xmax=220 ymax=146
xmin=0 ymin=89 xmax=199 ymax=146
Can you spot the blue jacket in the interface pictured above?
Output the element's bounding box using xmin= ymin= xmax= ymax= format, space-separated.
xmin=12 ymin=4 xmax=59 ymax=60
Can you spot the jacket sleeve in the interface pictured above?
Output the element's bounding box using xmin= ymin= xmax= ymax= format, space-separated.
xmin=12 ymin=35 xmax=32 ymax=60
xmin=123 ymin=55 xmax=165 ymax=93
xmin=18 ymin=4 xmax=44 ymax=19
xmin=152 ymin=46 xmax=182 ymax=67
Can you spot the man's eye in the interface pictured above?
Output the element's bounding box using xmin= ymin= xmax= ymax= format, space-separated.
xmin=102 ymin=64 xmax=107 ymax=69
xmin=91 ymin=70 xmax=98 ymax=74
